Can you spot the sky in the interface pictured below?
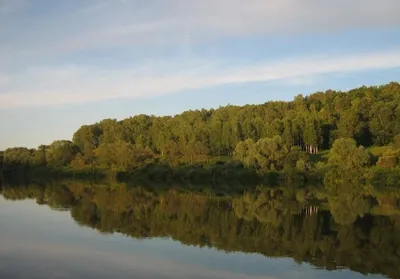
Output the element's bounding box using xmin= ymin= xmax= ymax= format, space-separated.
xmin=0 ymin=0 xmax=400 ymax=149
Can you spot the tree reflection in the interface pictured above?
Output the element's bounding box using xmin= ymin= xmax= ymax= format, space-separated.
xmin=2 ymin=180 xmax=400 ymax=279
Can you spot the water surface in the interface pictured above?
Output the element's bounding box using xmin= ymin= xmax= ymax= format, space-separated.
xmin=0 ymin=182 xmax=397 ymax=279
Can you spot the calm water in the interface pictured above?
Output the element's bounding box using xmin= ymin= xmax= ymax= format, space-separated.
xmin=0 ymin=182 xmax=397 ymax=279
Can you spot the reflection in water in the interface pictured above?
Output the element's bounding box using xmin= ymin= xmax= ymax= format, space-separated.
xmin=1 ymin=180 xmax=400 ymax=279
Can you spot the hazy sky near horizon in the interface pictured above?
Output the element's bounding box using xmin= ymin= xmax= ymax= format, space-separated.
xmin=0 ymin=0 xmax=400 ymax=149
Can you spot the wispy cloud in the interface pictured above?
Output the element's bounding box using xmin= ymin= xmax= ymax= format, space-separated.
xmin=1 ymin=49 xmax=400 ymax=108
xmin=1 ymin=0 xmax=400 ymax=66
xmin=0 ymin=1 xmax=399 ymax=110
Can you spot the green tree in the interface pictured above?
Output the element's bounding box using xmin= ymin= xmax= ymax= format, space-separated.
xmin=234 ymin=138 xmax=256 ymax=168
xmin=369 ymin=101 xmax=396 ymax=145
xmin=162 ymin=140 xmax=182 ymax=166
xmin=328 ymin=138 xmax=370 ymax=171
xmin=337 ymin=109 xmax=359 ymax=139
xmin=254 ymin=136 xmax=288 ymax=170
xmin=95 ymin=141 xmax=154 ymax=171
xmin=376 ymin=149 xmax=400 ymax=168
xmin=182 ymin=141 xmax=209 ymax=164
xmin=235 ymin=136 xmax=289 ymax=170
xmin=46 ymin=140 xmax=79 ymax=168
xmin=73 ymin=124 xmax=101 ymax=161
xmin=3 ymin=147 xmax=33 ymax=170
xmin=31 ymin=145 xmax=48 ymax=167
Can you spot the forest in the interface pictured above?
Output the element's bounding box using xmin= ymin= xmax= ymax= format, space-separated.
xmin=2 ymin=82 xmax=400 ymax=185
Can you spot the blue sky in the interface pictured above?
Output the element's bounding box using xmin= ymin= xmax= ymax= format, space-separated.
xmin=0 ymin=0 xmax=400 ymax=149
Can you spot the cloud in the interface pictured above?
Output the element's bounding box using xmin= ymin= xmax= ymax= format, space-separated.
xmin=1 ymin=0 xmax=399 ymax=65
xmin=169 ymin=0 xmax=400 ymax=35
xmin=75 ymin=0 xmax=400 ymax=36
xmin=0 ymin=1 xmax=399 ymax=110
xmin=1 ymin=49 xmax=400 ymax=108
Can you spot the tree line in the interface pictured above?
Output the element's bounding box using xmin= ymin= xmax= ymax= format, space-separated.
xmin=2 ymin=82 xmax=400 ymax=174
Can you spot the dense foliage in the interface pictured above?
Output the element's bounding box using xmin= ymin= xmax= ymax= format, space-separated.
xmin=2 ymin=82 xmax=400 ymax=176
